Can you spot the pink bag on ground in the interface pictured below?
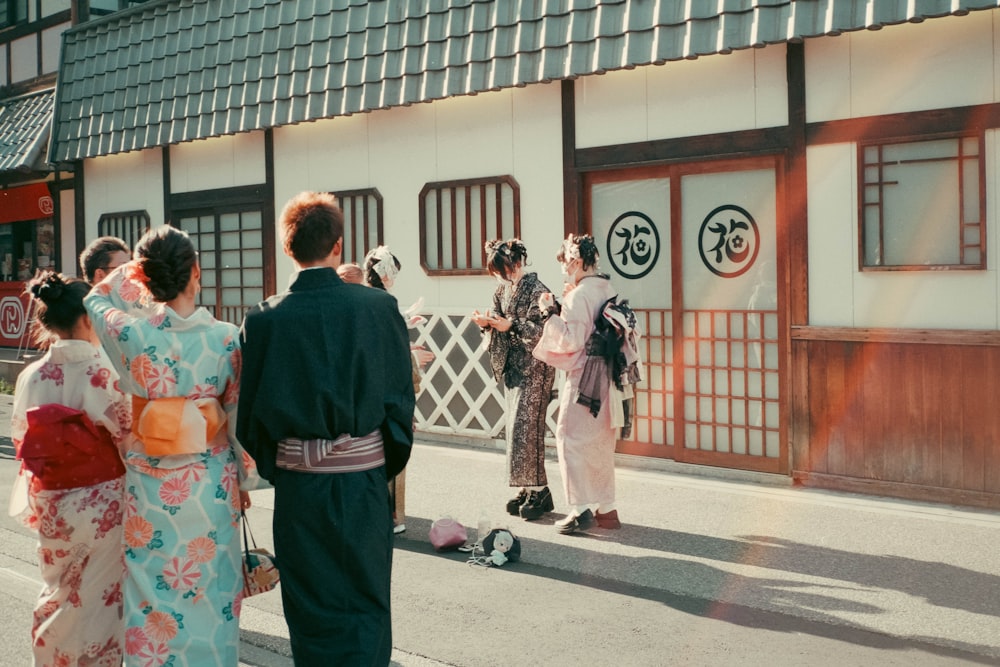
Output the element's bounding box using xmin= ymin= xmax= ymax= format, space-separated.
xmin=429 ymin=516 xmax=468 ymax=552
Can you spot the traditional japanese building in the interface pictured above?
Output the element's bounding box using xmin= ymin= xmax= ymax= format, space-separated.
xmin=0 ymin=1 xmax=149 ymax=352
xmin=45 ymin=0 xmax=1000 ymax=507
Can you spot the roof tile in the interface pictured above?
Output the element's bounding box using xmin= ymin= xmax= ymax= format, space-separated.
xmin=51 ymin=0 xmax=1000 ymax=161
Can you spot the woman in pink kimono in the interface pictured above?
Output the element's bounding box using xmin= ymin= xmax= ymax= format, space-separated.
xmin=533 ymin=234 xmax=623 ymax=534
xmin=85 ymin=226 xmax=258 ymax=666
xmin=10 ymin=271 xmax=131 ymax=665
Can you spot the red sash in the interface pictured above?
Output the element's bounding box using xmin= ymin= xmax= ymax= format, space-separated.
xmin=19 ymin=404 xmax=125 ymax=490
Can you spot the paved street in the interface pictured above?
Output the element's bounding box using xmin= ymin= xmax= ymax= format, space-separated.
xmin=1 ymin=391 xmax=999 ymax=665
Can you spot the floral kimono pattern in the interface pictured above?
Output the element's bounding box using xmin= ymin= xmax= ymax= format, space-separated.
xmin=10 ymin=339 xmax=132 ymax=667
xmin=484 ymin=272 xmax=557 ymax=487
xmin=86 ymin=263 xmax=261 ymax=667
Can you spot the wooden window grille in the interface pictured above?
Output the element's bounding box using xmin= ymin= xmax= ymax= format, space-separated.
xmin=419 ymin=175 xmax=520 ymax=276
xmin=859 ymin=133 xmax=985 ymax=270
xmin=0 ymin=0 xmax=27 ymax=28
xmin=331 ymin=188 xmax=383 ymax=265
xmin=97 ymin=210 xmax=150 ymax=251
xmin=174 ymin=208 xmax=265 ymax=326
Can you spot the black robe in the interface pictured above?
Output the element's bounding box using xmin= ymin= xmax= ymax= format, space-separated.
xmin=236 ymin=266 xmax=415 ymax=666
xmin=236 ymin=266 xmax=414 ymax=482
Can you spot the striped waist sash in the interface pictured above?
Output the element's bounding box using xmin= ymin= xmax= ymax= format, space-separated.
xmin=276 ymin=429 xmax=384 ymax=474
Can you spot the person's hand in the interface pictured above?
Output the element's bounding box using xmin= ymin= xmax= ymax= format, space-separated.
xmin=562 ymin=282 xmax=576 ymax=297
xmin=408 ymin=315 xmax=427 ymax=328
xmin=491 ymin=316 xmax=512 ymax=332
xmin=239 ymin=490 xmax=252 ymax=511
xmin=411 ymin=346 xmax=434 ymax=368
xmin=471 ymin=309 xmax=494 ymax=328
xmin=538 ymin=293 xmax=555 ymax=312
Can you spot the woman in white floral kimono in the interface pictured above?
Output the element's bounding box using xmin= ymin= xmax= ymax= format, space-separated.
xmin=85 ymin=226 xmax=259 ymax=667
xmin=533 ymin=234 xmax=623 ymax=535
xmin=10 ymin=271 xmax=131 ymax=666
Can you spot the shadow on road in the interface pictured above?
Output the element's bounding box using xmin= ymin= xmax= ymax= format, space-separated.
xmin=394 ymin=516 xmax=1000 ymax=664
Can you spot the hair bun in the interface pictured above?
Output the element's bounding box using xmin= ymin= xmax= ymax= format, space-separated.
xmin=28 ymin=272 xmax=66 ymax=304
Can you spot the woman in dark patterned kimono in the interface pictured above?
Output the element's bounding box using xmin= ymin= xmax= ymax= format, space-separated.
xmin=472 ymin=239 xmax=557 ymax=520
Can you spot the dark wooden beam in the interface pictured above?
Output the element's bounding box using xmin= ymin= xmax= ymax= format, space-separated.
xmin=561 ymin=79 xmax=580 ymax=237
xmin=575 ymin=126 xmax=791 ymax=171
xmin=806 ymin=102 xmax=1000 ymax=145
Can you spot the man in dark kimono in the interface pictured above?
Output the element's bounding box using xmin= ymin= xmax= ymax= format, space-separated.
xmin=237 ymin=191 xmax=414 ymax=666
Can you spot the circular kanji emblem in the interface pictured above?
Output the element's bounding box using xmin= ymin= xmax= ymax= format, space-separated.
xmin=697 ymin=205 xmax=760 ymax=278
xmin=606 ymin=211 xmax=660 ymax=280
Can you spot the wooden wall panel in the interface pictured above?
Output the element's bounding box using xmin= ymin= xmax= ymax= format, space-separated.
xmin=793 ymin=338 xmax=1000 ymax=507
xmin=986 ymin=350 xmax=1000 ymax=494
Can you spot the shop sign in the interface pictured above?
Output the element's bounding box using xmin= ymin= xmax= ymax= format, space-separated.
xmin=0 ymin=183 xmax=54 ymax=224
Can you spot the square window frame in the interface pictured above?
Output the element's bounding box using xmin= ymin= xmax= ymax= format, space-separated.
xmin=857 ymin=131 xmax=986 ymax=272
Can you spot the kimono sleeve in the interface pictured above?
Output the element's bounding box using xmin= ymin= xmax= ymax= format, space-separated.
xmin=84 ymin=262 xmax=154 ymax=379
xmin=381 ymin=304 xmax=416 ymax=479
xmin=511 ymin=278 xmax=549 ymax=350
xmin=87 ymin=361 xmax=132 ymax=452
xmin=483 ymin=285 xmax=508 ymax=382
xmin=220 ymin=325 xmax=268 ymax=490
xmin=533 ymin=286 xmax=592 ymax=370
xmin=8 ymin=369 xmax=33 ymax=521
xmin=236 ymin=306 xmax=277 ymax=483
xmin=10 ymin=367 xmax=32 ymax=452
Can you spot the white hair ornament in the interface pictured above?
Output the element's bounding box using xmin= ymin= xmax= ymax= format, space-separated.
xmin=366 ymin=245 xmax=399 ymax=290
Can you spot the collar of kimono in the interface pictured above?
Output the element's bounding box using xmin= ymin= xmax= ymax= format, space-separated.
xmin=44 ymin=339 xmax=103 ymax=365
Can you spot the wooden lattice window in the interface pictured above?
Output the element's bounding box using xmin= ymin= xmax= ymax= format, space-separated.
xmin=331 ymin=188 xmax=383 ymax=265
xmin=174 ymin=208 xmax=265 ymax=327
xmin=859 ymin=133 xmax=985 ymax=270
xmin=419 ymin=175 xmax=520 ymax=276
xmin=97 ymin=210 xmax=150 ymax=252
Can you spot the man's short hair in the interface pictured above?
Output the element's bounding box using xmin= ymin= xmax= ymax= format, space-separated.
xmin=79 ymin=236 xmax=130 ymax=283
xmin=280 ymin=192 xmax=344 ymax=264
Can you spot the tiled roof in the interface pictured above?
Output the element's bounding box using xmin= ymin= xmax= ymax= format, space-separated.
xmin=1 ymin=88 xmax=55 ymax=174
xmin=50 ymin=0 xmax=1000 ymax=162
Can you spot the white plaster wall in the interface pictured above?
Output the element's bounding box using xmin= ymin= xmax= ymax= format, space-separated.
xmin=169 ymin=132 xmax=266 ymax=193
xmin=0 ymin=45 xmax=7 ymax=88
xmin=805 ymin=11 xmax=996 ymax=123
xmin=807 ymin=135 xmax=1000 ymax=330
xmin=806 ymin=143 xmax=856 ymax=326
xmin=273 ymin=84 xmax=565 ymax=312
xmin=83 ymin=148 xmax=165 ymax=243
xmin=10 ymin=36 xmax=36 ymax=83
xmin=575 ymin=45 xmax=788 ymax=149
xmin=41 ymin=24 xmax=66 ymax=76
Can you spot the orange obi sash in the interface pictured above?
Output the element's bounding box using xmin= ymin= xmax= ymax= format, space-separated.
xmin=19 ymin=404 xmax=125 ymax=490
xmin=131 ymin=395 xmax=227 ymax=457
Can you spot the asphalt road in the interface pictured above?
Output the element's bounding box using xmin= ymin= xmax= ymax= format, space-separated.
xmin=1 ymin=401 xmax=999 ymax=665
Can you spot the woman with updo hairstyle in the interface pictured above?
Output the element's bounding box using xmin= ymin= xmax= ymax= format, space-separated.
xmin=533 ymin=233 xmax=623 ymax=534
xmin=85 ymin=225 xmax=262 ymax=665
xmin=471 ymin=239 xmax=556 ymax=521
xmin=362 ymin=245 xmax=432 ymax=535
xmin=10 ymin=271 xmax=131 ymax=664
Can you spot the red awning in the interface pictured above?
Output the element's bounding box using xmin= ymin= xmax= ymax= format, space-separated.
xmin=0 ymin=182 xmax=54 ymax=224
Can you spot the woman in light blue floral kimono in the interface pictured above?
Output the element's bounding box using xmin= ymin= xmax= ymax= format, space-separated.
xmin=86 ymin=225 xmax=260 ymax=667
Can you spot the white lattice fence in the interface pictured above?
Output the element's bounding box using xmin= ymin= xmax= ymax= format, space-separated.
xmin=411 ymin=312 xmax=559 ymax=441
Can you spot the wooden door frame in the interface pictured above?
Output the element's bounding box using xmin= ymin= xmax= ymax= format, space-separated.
xmin=581 ymin=154 xmax=790 ymax=474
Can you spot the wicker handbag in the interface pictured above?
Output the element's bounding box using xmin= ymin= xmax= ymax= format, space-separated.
xmin=241 ymin=511 xmax=279 ymax=597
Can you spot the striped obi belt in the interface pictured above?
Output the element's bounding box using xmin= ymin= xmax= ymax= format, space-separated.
xmin=19 ymin=403 xmax=125 ymax=490
xmin=131 ymin=395 xmax=228 ymax=457
xmin=277 ymin=430 xmax=385 ymax=474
